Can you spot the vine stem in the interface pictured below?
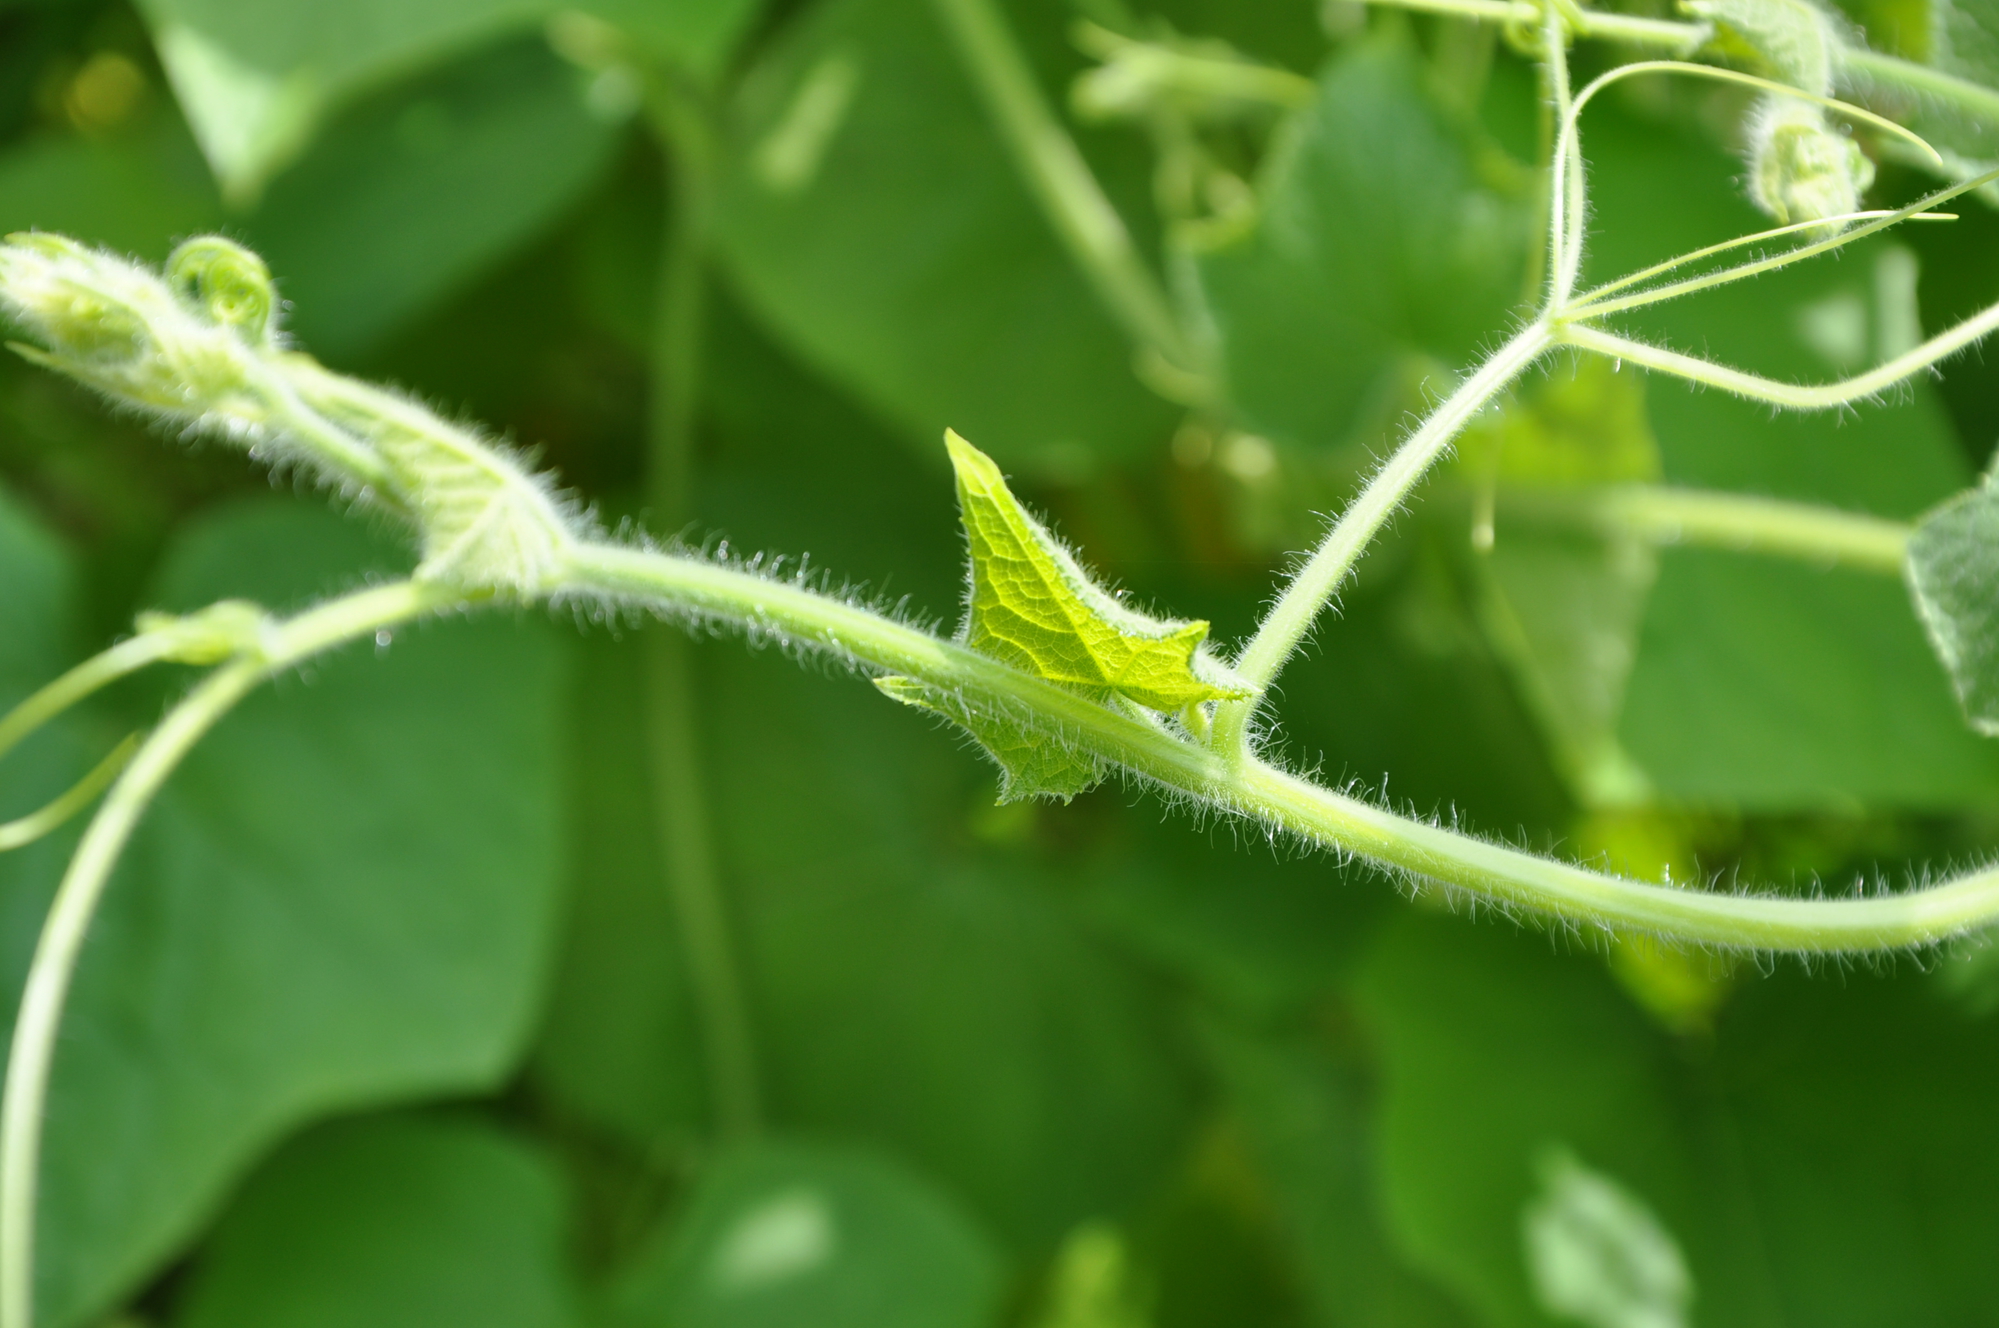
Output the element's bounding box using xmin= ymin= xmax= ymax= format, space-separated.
xmin=1562 ymin=308 xmax=1999 ymax=407
xmin=559 ymin=540 xmax=1999 ymax=951
xmin=1359 ymin=0 xmax=1711 ymax=51
xmin=0 ymin=579 xmax=449 ymax=1328
xmin=928 ymin=0 xmax=1201 ymax=381
xmin=1211 ymin=320 xmax=1553 ymax=758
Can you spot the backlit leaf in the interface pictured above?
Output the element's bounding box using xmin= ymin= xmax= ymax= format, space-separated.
xmin=944 ymin=430 xmax=1241 ymax=710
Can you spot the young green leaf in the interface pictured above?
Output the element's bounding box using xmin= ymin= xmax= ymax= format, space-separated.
xmin=873 ymin=677 xmax=1103 ymax=803
xmin=943 ymin=430 xmax=1243 ymax=710
xmin=1907 ymin=471 xmax=1999 ymax=734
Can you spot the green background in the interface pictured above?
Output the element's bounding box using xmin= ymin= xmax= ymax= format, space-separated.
xmin=6 ymin=0 xmax=1999 ymax=1324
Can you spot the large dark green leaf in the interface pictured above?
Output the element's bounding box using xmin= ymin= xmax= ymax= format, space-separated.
xmin=1461 ymin=359 xmax=1663 ymax=808
xmin=529 ymin=623 xmax=708 ymax=1150
xmin=611 ymin=1140 xmax=1005 ymax=1328
xmin=0 ymin=116 xmax=221 ymax=259
xmin=1191 ymin=34 xmax=1534 ymax=452
xmin=1200 ymin=1014 xmax=1472 ymax=1328
xmin=0 ymin=481 xmax=90 ymax=1037
xmin=174 ymin=1113 xmax=578 ymax=1328
xmin=714 ymin=0 xmax=1177 ymax=472
xmin=1355 ymin=913 xmax=1999 ymax=1328
xmin=10 ymin=498 xmax=568 ymax=1328
xmin=711 ymin=650 xmax=1196 ymax=1253
xmin=241 ymin=37 xmax=621 ymax=359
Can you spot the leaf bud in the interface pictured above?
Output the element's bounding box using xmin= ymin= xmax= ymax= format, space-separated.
xmin=0 ymin=232 xmax=259 ymax=418
xmin=1746 ymin=97 xmax=1875 ymax=234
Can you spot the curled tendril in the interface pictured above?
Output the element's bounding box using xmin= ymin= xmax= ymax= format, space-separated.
xmin=0 ymin=600 xmax=275 ymax=855
xmin=165 ymin=236 xmax=277 ymax=345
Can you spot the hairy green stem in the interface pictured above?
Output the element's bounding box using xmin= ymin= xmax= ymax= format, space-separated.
xmin=1561 ymin=306 xmax=1999 ymax=407
xmin=642 ymin=86 xmax=763 ymax=1141
xmin=0 ymin=580 xmax=449 ymax=1328
xmin=560 ymin=539 xmax=1999 ymax=951
xmin=1212 ymin=320 xmax=1553 ymax=757
xmin=928 ymin=0 xmax=1201 ymax=381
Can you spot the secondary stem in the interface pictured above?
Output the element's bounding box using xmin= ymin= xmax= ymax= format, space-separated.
xmin=642 ymin=84 xmax=763 ymax=1141
xmin=1839 ymin=45 xmax=1999 ymax=127
xmin=928 ymin=0 xmax=1202 ymax=381
xmin=1501 ymin=484 xmax=1911 ymax=574
xmin=0 ymin=580 xmax=447 ymax=1328
xmin=1212 ymin=320 xmax=1552 ymax=757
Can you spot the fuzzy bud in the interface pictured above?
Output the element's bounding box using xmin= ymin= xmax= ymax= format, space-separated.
xmin=1746 ymin=97 xmax=1874 ymax=233
xmin=0 ymin=232 xmax=266 ymax=425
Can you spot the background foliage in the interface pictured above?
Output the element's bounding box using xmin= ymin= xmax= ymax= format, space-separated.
xmin=5 ymin=0 xmax=1999 ymax=1324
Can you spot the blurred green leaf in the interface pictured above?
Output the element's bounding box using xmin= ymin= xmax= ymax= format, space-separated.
xmin=135 ymin=0 xmax=754 ymax=201
xmin=1352 ymin=916 xmax=1710 ymax=1328
xmin=1462 ymin=359 xmax=1662 ymax=808
xmin=611 ymin=1140 xmax=1005 ymax=1328
xmin=712 ymin=650 xmax=1196 ymax=1252
xmin=1192 ymin=34 xmax=1533 ymax=452
xmin=1572 ymin=105 xmax=1999 ymax=807
xmin=0 ymin=479 xmax=73 ymax=705
xmin=1910 ymin=0 xmax=1999 ymax=169
xmin=240 ymin=37 xmax=620 ymax=359
xmin=1907 ymin=465 xmax=1999 ymax=734
xmin=0 ymin=117 xmax=222 ymax=259
xmin=10 ymin=498 xmax=568 ymax=1328
xmin=529 ymin=622 xmax=707 ymax=1152
xmin=1356 ymin=912 xmax=1999 ymax=1328
xmin=0 ymin=479 xmax=92 ymax=1014
xmin=1075 ymin=830 xmax=1387 ymax=1024
xmin=174 ymin=1113 xmax=578 ymax=1328
xmin=714 ymin=0 xmax=1177 ymax=473
xmin=1200 ymin=1015 xmax=1472 ymax=1328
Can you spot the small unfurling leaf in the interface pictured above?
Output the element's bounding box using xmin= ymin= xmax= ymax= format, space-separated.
xmin=874 ymin=678 xmax=1103 ymax=803
xmin=876 ymin=432 xmax=1239 ymax=800
xmin=944 ymin=430 xmax=1244 ymax=710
